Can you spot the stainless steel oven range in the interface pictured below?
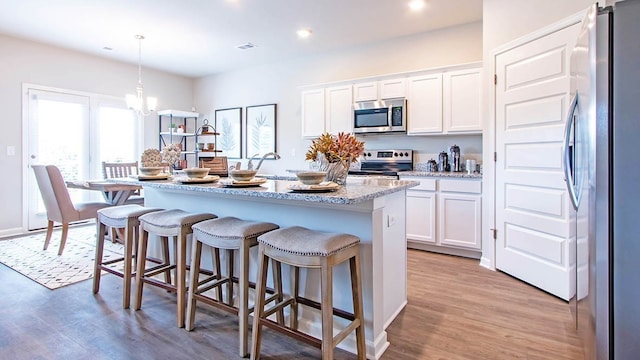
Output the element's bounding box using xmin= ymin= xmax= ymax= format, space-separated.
xmin=348 ymin=149 xmax=413 ymax=180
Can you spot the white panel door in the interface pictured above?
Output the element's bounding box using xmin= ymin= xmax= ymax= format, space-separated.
xmin=325 ymin=85 xmax=353 ymax=134
xmin=495 ymin=22 xmax=581 ymax=300
xmin=301 ymin=89 xmax=325 ymax=138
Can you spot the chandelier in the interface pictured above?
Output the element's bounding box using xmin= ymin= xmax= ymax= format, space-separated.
xmin=126 ymin=34 xmax=157 ymax=116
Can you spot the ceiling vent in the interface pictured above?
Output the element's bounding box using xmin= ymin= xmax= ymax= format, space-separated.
xmin=236 ymin=42 xmax=257 ymax=50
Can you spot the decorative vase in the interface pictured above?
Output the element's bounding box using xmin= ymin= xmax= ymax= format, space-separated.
xmin=319 ymin=159 xmax=350 ymax=185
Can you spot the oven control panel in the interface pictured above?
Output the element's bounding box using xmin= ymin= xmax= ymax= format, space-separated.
xmin=362 ymin=149 xmax=413 ymax=163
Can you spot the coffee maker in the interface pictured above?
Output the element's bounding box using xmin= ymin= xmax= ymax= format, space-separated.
xmin=438 ymin=150 xmax=449 ymax=172
xmin=450 ymin=144 xmax=461 ymax=172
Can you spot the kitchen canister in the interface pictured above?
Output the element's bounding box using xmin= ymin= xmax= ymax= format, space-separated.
xmin=466 ymin=159 xmax=477 ymax=174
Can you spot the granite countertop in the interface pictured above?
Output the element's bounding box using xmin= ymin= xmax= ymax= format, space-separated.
xmin=109 ymin=176 xmax=419 ymax=205
xmin=398 ymin=171 xmax=483 ymax=179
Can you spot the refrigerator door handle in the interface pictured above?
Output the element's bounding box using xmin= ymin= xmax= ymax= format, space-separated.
xmin=563 ymin=94 xmax=579 ymax=210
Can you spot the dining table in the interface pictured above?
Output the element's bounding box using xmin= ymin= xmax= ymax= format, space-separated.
xmin=65 ymin=180 xmax=143 ymax=206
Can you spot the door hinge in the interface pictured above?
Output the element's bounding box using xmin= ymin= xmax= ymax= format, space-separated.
xmin=491 ymin=228 xmax=497 ymax=240
xmin=494 ymin=74 xmax=497 ymax=85
xmin=494 ymin=152 xmax=497 ymax=162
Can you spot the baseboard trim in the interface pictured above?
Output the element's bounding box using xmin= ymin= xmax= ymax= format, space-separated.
xmin=0 ymin=221 xmax=94 ymax=240
xmin=407 ymin=241 xmax=481 ymax=259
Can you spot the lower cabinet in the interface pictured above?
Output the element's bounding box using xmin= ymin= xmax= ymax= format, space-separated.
xmin=401 ymin=176 xmax=482 ymax=258
xmin=406 ymin=188 xmax=436 ymax=243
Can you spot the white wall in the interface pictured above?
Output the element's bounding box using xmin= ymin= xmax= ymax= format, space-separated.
xmin=194 ymin=22 xmax=483 ymax=174
xmin=480 ymin=0 xmax=595 ymax=268
xmin=0 ymin=34 xmax=194 ymax=234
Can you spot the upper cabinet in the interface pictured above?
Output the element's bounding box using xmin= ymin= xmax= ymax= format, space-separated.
xmin=407 ymin=66 xmax=482 ymax=135
xmin=325 ymin=85 xmax=353 ymax=134
xmin=380 ymin=78 xmax=406 ymax=99
xmin=301 ymin=85 xmax=353 ymax=138
xmin=353 ymin=78 xmax=407 ymax=102
xmin=301 ymin=89 xmax=325 ymax=138
xmin=407 ymin=73 xmax=443 ymax=134
xmin=443 ymin=68 xmax=482 ymax=133
xmin=300 ymin=63 xmax=482 ymax=139
xmin=353 ymin=82 xmax=378 ymax=102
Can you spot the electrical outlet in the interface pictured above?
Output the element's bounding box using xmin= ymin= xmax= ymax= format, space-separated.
xmin=290 ymin=147 xmax=296 ymax=157
xmin=7 ymin=146 xmax=15 ymax=156
xmin=387 ymin=214 xmax=396 ymax=227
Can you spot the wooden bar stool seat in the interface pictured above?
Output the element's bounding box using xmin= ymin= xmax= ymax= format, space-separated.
xmin=93 ymin=204 xmax=163 ymax=309
xmin=134 ymin=209 xmax=217 ymax=327
xmin=251 ymin=226 xmax=366 ymax=360
xmin=186 ymin=216 xmax=280 ymax=357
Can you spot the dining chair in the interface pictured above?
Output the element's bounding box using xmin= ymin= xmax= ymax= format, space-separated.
xmin=102 ymin=161 xmax=139 ymax=179
xmin=102 ymin=161 xmax=143 ymax=204
xmin=32 ymin=165 xmax=112 ymax=255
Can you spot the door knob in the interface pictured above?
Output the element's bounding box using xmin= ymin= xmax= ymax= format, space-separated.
xmin=30 ymin=155 xmax=36 ymax=159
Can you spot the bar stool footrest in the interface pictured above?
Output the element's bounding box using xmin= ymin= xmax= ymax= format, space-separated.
xmin=142 ymin=277 xmax=178 ymax=293
xmin=263 ymin=298 xmax=295 ymax=319
xmin=260 ymin=318 xmax=322 ymax=349
xmin=144 ymin=264 xmax=175 ymax=278
xmin=296 ymin=296 xmax=356 ymax=321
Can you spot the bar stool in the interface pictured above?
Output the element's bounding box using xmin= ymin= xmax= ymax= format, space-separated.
xmin=134 ymin=209 xmax=216 ymax=327
xmin=93 ymin=204 xmax=163 ymax=309
xmin=250 ymin=226 xmax=366 ymax=360
xmin=185 ymin=216 xmax=280 ymax=357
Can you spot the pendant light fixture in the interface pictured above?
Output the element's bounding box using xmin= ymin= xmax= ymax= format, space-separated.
xmin=126 ymin=34 xmax=157 ymax=116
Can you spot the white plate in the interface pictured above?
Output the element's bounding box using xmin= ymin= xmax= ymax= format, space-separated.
xmin=288 ymin=181 xmax=340 ymax=192
xmin=130 ymin=173 xmax=171 ymax=181
xmin=219 ymin=177 xmax=267 ymax=187
xmin=175 ymin=175 xmax=220 ymax=184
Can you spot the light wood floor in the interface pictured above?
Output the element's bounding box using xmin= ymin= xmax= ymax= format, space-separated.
xmin=0 ymin=249 xmax=584 ymax=359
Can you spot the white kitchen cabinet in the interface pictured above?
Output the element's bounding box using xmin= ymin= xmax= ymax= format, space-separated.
xmin=401 ymin=176 xmax=482 ymax=257
xmin=406 ymin=181 xmax=436 ymax=244
xmin=325 ymin=85 xmax=353 ymax=134
xmin=439 ymin=193 xmax=482 ymax=250
xmin=407 ymin=73 xmax=443 ymax=134
xmin=443 ymin=68 xmax=482 ymax=133
xmin=438 ymin=179 xmax=482 ymax=250
xmin=380 ymin=78 xmax=406 ymax=99
xmin=353 ymin=82 xmax=378 ymax=102
xmin=301 ymin=89 xmax=325 ymax=138
xmin=301 ymin=86 xmax=352 ymax=138
xmin=407 ymin=67 xmax=482 ymax=135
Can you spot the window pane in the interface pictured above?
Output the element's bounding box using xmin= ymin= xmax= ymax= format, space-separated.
xmin=36 ymin=99 xmax=87 ymax=205
xmin=98 ymin=106 xmax=136 ymax=163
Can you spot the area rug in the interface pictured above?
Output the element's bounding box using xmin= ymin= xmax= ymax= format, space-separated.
xmin=0 ymin=225 xmax=124 ymax=290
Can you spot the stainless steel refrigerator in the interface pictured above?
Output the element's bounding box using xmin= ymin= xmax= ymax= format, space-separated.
xmin=565 ymin=1 xmax=640 ymax=359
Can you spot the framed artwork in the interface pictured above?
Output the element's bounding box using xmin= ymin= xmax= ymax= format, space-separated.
xmin=245 ymin=103 xmax=277 ymax=158
xmin=214 ymin=107 xmax=242 ymax=159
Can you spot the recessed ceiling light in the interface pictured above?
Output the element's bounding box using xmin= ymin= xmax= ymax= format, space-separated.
xmin=408 ymin=0 xmax=426 ymax=11
xmin=297 ymin=28 xmax=312 ymax=39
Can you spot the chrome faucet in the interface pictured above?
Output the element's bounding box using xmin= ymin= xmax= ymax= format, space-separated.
xmin=247 ymin=152 xmax=281 ymax=171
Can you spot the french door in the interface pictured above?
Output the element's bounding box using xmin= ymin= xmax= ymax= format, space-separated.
xmin=25 ymin=86 xmax=139 ymax=231
xmin=26 ymin=89 xmax=91 ymax=230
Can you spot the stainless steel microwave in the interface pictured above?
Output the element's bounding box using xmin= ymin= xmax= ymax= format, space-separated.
xmin=353 ymin=98 xmax=406 ymax=134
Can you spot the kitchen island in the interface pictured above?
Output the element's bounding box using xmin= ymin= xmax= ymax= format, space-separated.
xmin=110 ymin=176 xmax=417 ymax=359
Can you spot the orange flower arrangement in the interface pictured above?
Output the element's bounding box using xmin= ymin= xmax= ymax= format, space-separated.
xmin=305 ymin=132 xmax=365 ymax=164
xmin=305 ymin=132 xmax=364 ymax=185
